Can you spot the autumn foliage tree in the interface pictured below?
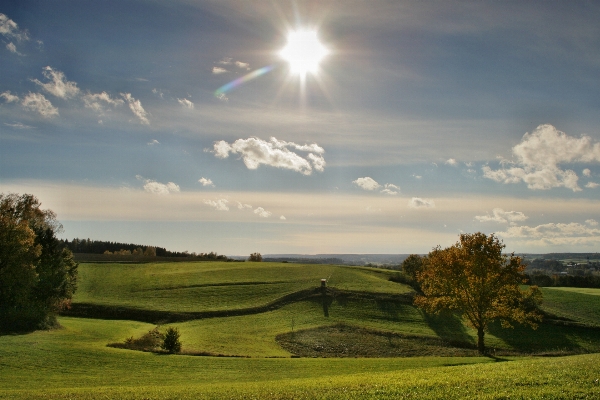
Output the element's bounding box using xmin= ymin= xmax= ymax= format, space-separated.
xmin=0 ymin=193 xmax=78 ymax=331
xmin=414 ymin=232 xmax=542 ymax=354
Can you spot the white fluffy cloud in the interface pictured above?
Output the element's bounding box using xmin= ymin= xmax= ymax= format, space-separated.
xmin=82 ymin=91 xmax=124 ymax=112
xmin=253 ymin=207 xmax=272 ymax=218
xmin=198 ymin=177 xmax=214 ymax=187
xmin=177 ymin=98 xmax=194 ymax=109
xmin=483 ymin=124 xmax=600 ymax=192
xmin=0 ymin=13 xmax=29 ymax=42
xmin=6 ymin=42 xmax=19 ymax=54
xmin=475 ymin=208 xmax=528 ymax=225
xmin=136 ymin=176 xmax=180 ymax=195
xmin=121 ymin=93 xmax=149 ymax=125
xmin=583 ymin=168 xmax=592 ymax=177
xmin=586 ymin=219 xmax=599 ymax=226
xmin=213 ymin=137 xmax=325 ymax=175
xmin=280 ymin=215 xmax=286 ymax=220
xmin=0 ymin=91 xmax=19 ymax=103
xmin=445 ymin=158 xmax=458 ymax=166
xmin=32 ymin=66 xmax=79 ymax=99
xmin=21 ymin=92 xmax=58 ymax=117
xmin=353 ymin=177 xmax=380 ymax=191
xmin=585 ymin=182 xmax=599 ymax=188
xmin=203 ymin=199 xmax=229 ymax=211
xmin=212 ymin=67 xmax=228 ymax=74
xmin=235 ymin=61 xmax=250 ymax=70
xmin=408 ymin=197 xmax=435 ymax=209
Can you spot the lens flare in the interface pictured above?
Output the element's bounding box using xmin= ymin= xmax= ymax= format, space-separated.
xmin=214 ymin=65 xmax=275 ymax=98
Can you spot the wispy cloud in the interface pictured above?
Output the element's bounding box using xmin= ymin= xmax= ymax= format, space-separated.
xmin=0 ymin=91 xmax=19 ymax=103
xmin=82 ymin=91 xmax=124 ymax=113
xmin=381 ymin=183 xmax=400 ymax=195
xmin=121 ymin=93 xmax=149 ymax=124
xmin=0 ymin=13 xmax=30 ymax=42
xmin=198 ymin=177 xmax=214 ymax=187
xmin=32 ymin=66 xmax=79 ymax=99
xmin=408 ymin=197 xmax=435 ymax=209
xmin=235 ymin=61 xmax=250 ymax=70
xmin=499 ymin=221 xmax=600 ymax=246
xmin=147 ymin=139 xmax=160 ymax=146
xmin=475 ymin=208 xmax=528 ymax=224
xmin=4 ymin=122 xmax=34 ymax=129
xmin=585 ymin=182 xmax=599 ymax=188
xmin=203 ymin=198 xmax=229 ymax=211
xmin=213 ymin=137 xmax=325 ymax=175
xmin=177 ymin=98 xmax=194 ymax=109
xmin=21 ymin=92 xmax=58 ymax=117
xmin=483 ymin=124 xmax=600 ymax=192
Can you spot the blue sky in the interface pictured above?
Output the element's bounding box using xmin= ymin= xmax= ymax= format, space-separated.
xmin=1 ymin=1 xmax=599 ymax=255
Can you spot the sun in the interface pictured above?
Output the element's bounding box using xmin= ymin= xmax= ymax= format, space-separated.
xmin=279 ymin=29 xmax=329 ymax=76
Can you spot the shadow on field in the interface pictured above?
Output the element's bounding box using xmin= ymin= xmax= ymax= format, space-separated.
xmin=422 ymin=310 xmax=475 ymax=347
xmin=487 ymin=319 xmax=600 ymax=355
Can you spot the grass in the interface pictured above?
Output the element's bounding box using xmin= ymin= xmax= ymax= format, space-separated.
xmin=540 ymin=287 xmax=600 ymax=326
xmin=2 ymin=261 xmax=600 ymax=398
xmin=73 ymin=262 xmax=409 ymax=312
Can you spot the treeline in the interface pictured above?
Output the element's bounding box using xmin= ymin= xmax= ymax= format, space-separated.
xmin=527 ymin=274 xmax=600 ymax=289
xmin=60 ymin=238 xmax=228 ymax=260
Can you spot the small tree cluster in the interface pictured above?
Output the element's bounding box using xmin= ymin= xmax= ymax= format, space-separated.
xmin=249 ymin=252 xmax=263 ymax=262
xmin=161 ymin=327 xmax=182 ymax=353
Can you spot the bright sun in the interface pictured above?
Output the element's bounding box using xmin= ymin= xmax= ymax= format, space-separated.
xmin=279 ymin=29 xmax=329 ymax=76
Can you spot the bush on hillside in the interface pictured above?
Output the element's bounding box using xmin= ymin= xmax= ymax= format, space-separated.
xmin=161 ymin=327 xmax=182 ymax=353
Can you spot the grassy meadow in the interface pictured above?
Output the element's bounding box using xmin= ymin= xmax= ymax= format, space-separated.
xmin=2 ymin=261 xmax=600 ymax=399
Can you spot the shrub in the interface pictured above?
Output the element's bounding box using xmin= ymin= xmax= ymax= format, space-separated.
xmin=161 ymin=327 xmax=182 ymax=353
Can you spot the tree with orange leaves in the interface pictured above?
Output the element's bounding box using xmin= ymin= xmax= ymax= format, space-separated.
xmin=414 ymin=232 xmax=542 ymax=354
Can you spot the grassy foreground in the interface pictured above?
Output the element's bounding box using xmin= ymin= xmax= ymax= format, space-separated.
xmin=1 ymin=318 xmax=599 ymax=399
xmin=3 ymin=261 xmax=600 ymax=398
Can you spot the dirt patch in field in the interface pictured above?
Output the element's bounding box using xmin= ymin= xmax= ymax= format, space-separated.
xmin=276 ymin=324 xmax=479 ymax=358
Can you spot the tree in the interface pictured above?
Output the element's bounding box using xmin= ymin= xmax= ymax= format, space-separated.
xmin=414 ymin=232 xmax=542 ymax=354
xmin=249 ymin=252 xmax=262 ymax=262
xmin=0 ymin=193 xmax=78 ymax=331
xmin=161 ymin=327 xmax=182 ymax=353
xmin=401 ymin=254 xmax=425 ymax=280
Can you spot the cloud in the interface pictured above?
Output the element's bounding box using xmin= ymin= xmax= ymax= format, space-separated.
xmin=408 ymin=197 xmax=435 ymax=209
xmin=218 ymin=58 xmax=232 ymax=65
xmin=212 ymin=67 xmax=228 ymax=74
xmin=147 ymin=139 xmax=160 ymax=146
xmin=32 ymin=66 xmax=80 ymax=99
xmin=82 ymin=91 xmax=124 ymax=113
xmin=152 ymin=88 xmax=164 ymax=99
xmin=585 ymin=182 xmax=599 ymax=188
xmin=1 ymin=91 xmax=19 ymax=103
xmin=177 ymin=98 xmax=194 ymax=109
xmin=280 ymin=215 xmax=286 ymax=220
xmin=4 ymin=122 xmax=34 ymax=129
xmin=583 ymin=168 xmax=592 ymax=177
xmin=499 ymin=222 xmax=600 ymax=246
xmin=475 ymin=208 xmax=529 ymax=224
xmin=586 ymin=219 xmax=599 ymax=226
xmin=6 ymin=42 xmax=20 ymax=54
xmin=212 ymin=137 xmax=326 ymax=175
xmin=412 ymin=174 xmax=422 ymax=180
xmin=445 ymin=158 xmax=458 ymax=166
xmin=483 ymin=124 xmax=600 ymax=192
xmin=21 ymin=93 xmax=59 ymax=117
xmin=215 ymin=93 xmax=228 ymax=102
xmin=0 ymin=13 xmax=29 ymax=42
xmin=203 ymin=198 xmax=229 ymax=211
xmin=253 ymin=207 xmax=272 ymax=218
xmin=136 ymin=175 xmax=179 ymax=195
xmin=235 ymin=61 xmax=250 ymax=70
xmin=198 ymin=177 xmax=214 ymax=187
xmin=237 ymin=202 xmax=252 ymax=209
xmin=381 ymin=183 xmax=400 ymax=195
xmin=121 ymin=93 xmax=149 ymax=124
xmin=353 ymin=177 xmax=380 ymax=191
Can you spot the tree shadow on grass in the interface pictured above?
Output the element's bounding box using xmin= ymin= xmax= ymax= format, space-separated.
xmin=487 ymin=319 xmax=600 ymax=355
xmin=422 ymin=310 xmax=476 ymax=348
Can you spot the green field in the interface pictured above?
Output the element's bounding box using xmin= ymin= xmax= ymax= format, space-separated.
xmin=2 ymin=261 xmax=600 ymax=399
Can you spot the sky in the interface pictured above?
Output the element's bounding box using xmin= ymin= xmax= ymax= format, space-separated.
xmin=1 ymin=0 xmax=600 ymax=256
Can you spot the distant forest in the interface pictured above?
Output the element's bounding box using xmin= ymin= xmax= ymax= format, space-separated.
xmin=60 ymin=238 xmax=228 ymax=260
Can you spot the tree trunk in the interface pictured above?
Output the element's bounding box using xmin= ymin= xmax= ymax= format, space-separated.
xmin=477 ymin=326 xmax=485 ymax=354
